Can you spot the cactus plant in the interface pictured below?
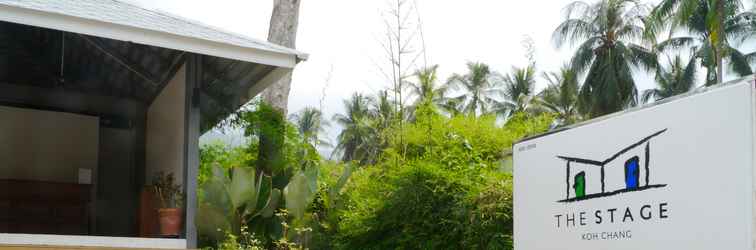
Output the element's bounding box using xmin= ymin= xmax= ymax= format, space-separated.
xmin=284 ymin=166 xmax=319 ymax=219
xmin=197 ymin=163 xmax=281 ymax=242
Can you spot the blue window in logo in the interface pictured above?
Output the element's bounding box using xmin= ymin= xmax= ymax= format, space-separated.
xmin=624 ymin=156 xmax=640 ymax=189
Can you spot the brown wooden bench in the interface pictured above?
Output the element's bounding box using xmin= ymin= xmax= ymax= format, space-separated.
xmin=0 ymin=179 xmax=91 ymax=235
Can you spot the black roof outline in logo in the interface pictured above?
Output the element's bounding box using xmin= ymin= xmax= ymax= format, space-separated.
xmin=556 ymin=129 xmax=668 ymax=203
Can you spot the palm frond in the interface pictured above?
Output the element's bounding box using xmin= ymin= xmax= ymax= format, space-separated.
xmin=655 ymin=36 xmax=696 ymax=53
xmin=553 ymin=19 xmax=596 ymax=48
xmin=569 ymin=37 xmax=601 ymax=74
xmin=727 ymin=46 xmax=754 ymax=76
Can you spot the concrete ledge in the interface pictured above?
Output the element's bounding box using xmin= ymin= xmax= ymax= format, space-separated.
xmin=0 ymin=234 xmax=186 ymax=249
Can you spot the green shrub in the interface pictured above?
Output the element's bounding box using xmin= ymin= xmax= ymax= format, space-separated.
xmin=199 ymin=141 xmax=254 ymax=185
xmin=463 ymin=172 xmax=514 ymax=249
xmin=198 ymin=102 xmax=325 ymax=249
xmin=322 ymin=110 xmax=551 ymax=250
xmin=391 ymin=108 xmax=553 ymax=173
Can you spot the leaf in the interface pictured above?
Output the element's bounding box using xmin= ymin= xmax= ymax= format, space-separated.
xmin=260 ymin=188 xmax=281 ymax=218
xmin=246 ymin=174 xmax=273 ymax=217
xmin=228 ymin=167 xmax=256 ymax=211
xmin=330 ymin=165 xmax=353 ymax=197
xmin=196 ymin=202 xmax=232 ymax=242
xmin=304 ymin=166 xmax=320 ymax=194
xmin=284 ymin=170 xmax=318 ymax=219
xmin=201 ymin=163 xmax=232 ymax=215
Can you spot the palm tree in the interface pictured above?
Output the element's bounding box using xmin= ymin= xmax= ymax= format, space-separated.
xmin=372 ymin=90 xmax=397 ymax=129
xmin=641 ymin=55 xmax=698 ymax=103
xmin=647 ymin=0 xmax=754 ymax=86
xmin=289 ymin=107 xmax=331 ymax=147
xmin=553 ymin=0 xmax=657 ymax=118
xmin=498 ymin=65 xmax=537 ymax=116
xmin=332 ymin=93 xmax=374 ymax=163
xmin=447 ymin=62 xmax=502 ymax=116
xmin=437 ymin=98 xmax=465 ymax=117
xmin=538 ymin=65 xmax=582 ymax=125
xmin=407 ymin=65 xmax=448 ymax=109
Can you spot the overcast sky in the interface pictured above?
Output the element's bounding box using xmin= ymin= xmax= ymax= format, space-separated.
xmin=130 ymin=0 xmax=727 ymax=149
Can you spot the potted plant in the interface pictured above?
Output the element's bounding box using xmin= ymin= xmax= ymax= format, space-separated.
xmin=153 ymin=171 xmax=183 ymax=237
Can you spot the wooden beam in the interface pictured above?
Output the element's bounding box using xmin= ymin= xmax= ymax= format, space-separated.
xmin=76 ymin=34 xmax=161 ymax=87
xmin=147 ymin=52 xmax=186 ymax=105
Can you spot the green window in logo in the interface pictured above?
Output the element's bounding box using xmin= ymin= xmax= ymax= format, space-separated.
xmin=573 ymin=171 xmax=585 ymax=198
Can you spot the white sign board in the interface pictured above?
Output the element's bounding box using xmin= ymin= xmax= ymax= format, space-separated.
xmin=514 ymin=82 xmax=755 ymax=249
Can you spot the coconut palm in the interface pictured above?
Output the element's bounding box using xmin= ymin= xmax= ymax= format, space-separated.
xmin=332 ymin=93 xmax=375 ymax=163
xmin=641 ymin=55 xmax=698 ymax=103
xmin=289 ymin=107 xmax=331 ymax=147
xmin=447 ymin=62 xmax=502 ymax=116
xmin=553 ymin=0 xmax=657 ymax=118
xmin=407 ymin=65 xmax=448 ymax=108
xmin=437 ymin=98 xmax=465 ymax=117
xmin=538 ymin=66 xmax=582 ymax=125
xmin=499 ymin=65 xmax=538 ymax=116
xmin=647 ymin=0 xmax=754 ymax=86
xmin=646 ymin=0 xmax=754 ymax=85
xmin=372 ymin=90 xmax=397 ymax=129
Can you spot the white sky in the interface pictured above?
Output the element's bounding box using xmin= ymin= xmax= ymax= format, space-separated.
xmin=130 ymin=0 xmax=744 ymax=149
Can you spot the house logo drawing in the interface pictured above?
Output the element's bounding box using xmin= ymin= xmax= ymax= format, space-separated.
xmin=556 ymin=129 xmax=668 ymax=203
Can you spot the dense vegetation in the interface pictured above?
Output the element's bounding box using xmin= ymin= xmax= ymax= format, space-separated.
xmin=197 ymin=0 xmax=756 ymax=249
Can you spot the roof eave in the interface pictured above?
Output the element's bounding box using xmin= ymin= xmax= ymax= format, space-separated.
xmin=0 ymin=3 xmax=300 ymax=68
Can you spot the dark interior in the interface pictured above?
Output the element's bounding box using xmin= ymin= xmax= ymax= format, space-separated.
xmin=0 ymin=180 xmax=91 ymax=235
xmin=0 ymin=20 xmax=271 ymax=237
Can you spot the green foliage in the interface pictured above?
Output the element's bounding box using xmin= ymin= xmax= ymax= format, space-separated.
xmin=646 ymin=0 xmax=752 ymax=85
xmin=408 ymin=65 xmax=448 ymax=112
xmin=538 ymin=66 xmax=582 ymax=125
xmin=392 ymin=105 xmax=553 ymax=173
xmin=333 ymin=164 xmax=517 ymax=249
xmin=200 ymin=141 xmax=255 ymax=185
xmin=224 ymin=102 xmax=321 ymax=189
xmin=446 ymin=62 xmax=501 ymax=116
xmin=333 ymin=92 xmax=394 ymax=165
xmin=198 ymin=102 xmax=324 ymax=248
xmin=498 ymin=64 xmax=538 ymax=117
xmin=463 ymin=172 xmax=514 ymax=248
xmin=213 ymin=226 xmax=265 ymax=250
xmin=153 ymin=171 xmax=183 ymax=208
xmin=313 ymin=106 xmax=552 ymax=250
xmin=307 ymin=162 xmax=354 ymax=249
xmin=642 ymin=55 xmax=698 ymax=103
xmin=553 ymin=0 xmax=657 ymax=117
xmin=336 ymin=162 xmax=473 ymax=249
xmin=240 ymin=103 xmax=289 ymax=176
xmin=284 ymin=167 xmax=320 ymax=219
xmin=200 ymin=1 xmax=756 ymax=248
xmin=289 ymin=107 xmax=331 ymax=148
xmin=197 ymin=164 xmax=281 ymax=243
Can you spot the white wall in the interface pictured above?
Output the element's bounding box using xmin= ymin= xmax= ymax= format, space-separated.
xmin=514 ymin=82 xmax=754 ymax=249
xmin=146 ymin=65 xmax=186 ymax=185
xmin=0 ymin=106 xmax=99 ymax=183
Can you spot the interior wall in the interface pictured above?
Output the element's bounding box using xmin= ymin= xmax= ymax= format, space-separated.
xmin=0 ymin=106 xmax=99 ymax=183
xmin=0 ymin=81 xmax=147 ymax=236
xmin=146 ymin=65 xmax=186 ymax=186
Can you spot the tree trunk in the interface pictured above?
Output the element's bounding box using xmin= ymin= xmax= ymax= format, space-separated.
xmin=715 ymin=0 xmax=725 ymax=84
xmin=716 ymin=52 xmax=724 ymax=84
xmin=257 ymin=0 xmax=301 ymax=184
xmin=261 ymin=0 xmax=301 ymax=115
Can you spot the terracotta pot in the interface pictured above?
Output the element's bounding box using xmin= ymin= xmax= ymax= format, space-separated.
xmin=157 ymin=208 xmax=183 ymax=237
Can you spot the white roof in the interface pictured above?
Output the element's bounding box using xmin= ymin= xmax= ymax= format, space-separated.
xmin=0 ymin=0 xmax=307 ymax=68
